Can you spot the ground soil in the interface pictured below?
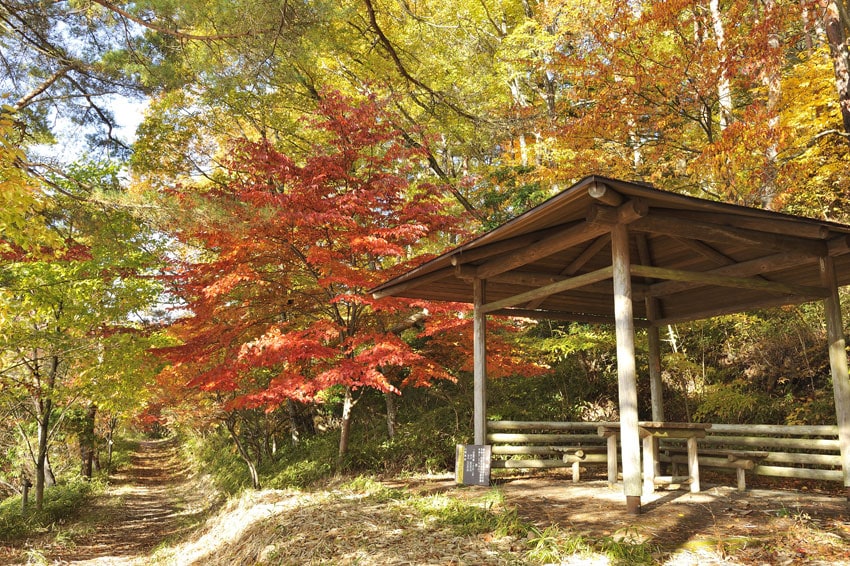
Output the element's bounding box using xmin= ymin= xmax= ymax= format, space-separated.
xmin=495 ymin=468 xmax=850 ymax=564
xmin=3 ymin=445 xmax=850 ymax=564
xmin=390 ymin=467 xmax=850 ymax=564
xmin=0 ymin=438 xmax=216 ymax=565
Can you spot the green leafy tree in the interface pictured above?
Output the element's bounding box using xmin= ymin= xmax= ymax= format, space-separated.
xmin=0 ymin=160 xmax=162 ymax=508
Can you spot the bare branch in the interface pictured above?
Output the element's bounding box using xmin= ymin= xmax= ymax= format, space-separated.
xmin=12 ymin=65 xmax=72 ymax=111
xmin=813 ymin=128 xmax=850 ymax=141
xmin=361 ymin=0 xmax=482 ymax=124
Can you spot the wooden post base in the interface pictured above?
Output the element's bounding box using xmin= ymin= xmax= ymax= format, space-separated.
xmin=626 ymin=495 xmax=641 ymax=515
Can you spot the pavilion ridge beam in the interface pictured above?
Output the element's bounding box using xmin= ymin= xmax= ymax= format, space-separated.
xmin=632 ymin=264 xmax=829 ymax=298
xmin=588 ymin=181 xmax=624 ymax=206
xmin=631 ymin=213 xmax=829 ymax=256
xmin=479 ymin=266 xmax=614 ymax=314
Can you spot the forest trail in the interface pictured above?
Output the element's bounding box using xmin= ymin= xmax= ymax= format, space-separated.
xmin=43 ymin=438 xmax=213 ymax=565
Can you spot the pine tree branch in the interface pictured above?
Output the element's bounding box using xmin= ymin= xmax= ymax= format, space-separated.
xmin=89 ymin=0 xmax=275 ymax=41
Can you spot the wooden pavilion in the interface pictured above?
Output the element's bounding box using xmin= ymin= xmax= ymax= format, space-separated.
xmin=371 ymin=175 xmax=850 ymax=513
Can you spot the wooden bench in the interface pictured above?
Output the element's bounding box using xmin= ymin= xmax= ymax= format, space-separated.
xmin=486 ymin=421 xmax=612 ymax=481
xmin=660 ymin=423 xmax=842 ymax=491
xmin=486 ymin=421 xmax=845 ymax=492
xmin=664 ymin=448 xmax=769 ymax=491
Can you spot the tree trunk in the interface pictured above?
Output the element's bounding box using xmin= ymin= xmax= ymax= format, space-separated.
xmin=106 ymin=416 xmax=117 ymax=470
xmin=34 ymin=354 xmax=59 ymax=510
xmin=80 ymin=403 xmax=97 ymax=479
xmin=34 ymin=410 xmax=50 ymax=510
xmin=286 ymin=400 xmax=315 ymax=446
xmin=44 ymin=453 xmax=56 ymax=487
xmin=710 ymin=0 xmax=734 ymax=130
xmin=224 ymin=414 xmax=261 ymax=489
xmin=287 ymin=400 xmax=301 ymax=446
xmin=823 ymin=0 xmax=850 ymax=136
xmin=384 ymin=391 xmax=397 ymax=440
xmin=338 ymin=386 xmax=355 ymax=462
xmin=761 ymin=0 xmax=782 ymax=210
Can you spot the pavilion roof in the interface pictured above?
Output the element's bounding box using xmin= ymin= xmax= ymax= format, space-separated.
xmin=371 ymin=176 xmax=850 ymax=325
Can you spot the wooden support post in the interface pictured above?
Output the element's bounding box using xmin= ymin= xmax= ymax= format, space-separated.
xmin=736 ymin=468 xmax=747 ymax=492
xmin=647 ymin=322 xmax=665 ymax=422
xmin=820 ymin=257 xmax=850 ymax=490
xmin=612 ymin=224 xmax=642 ymax=513
xmin=473 ymin=279 xmax=488 ymax=446
xmin=642 ymin=434 xmax=657 ymax=493
xmin=606 ymin=433 xmax=618 ymax=486
xmin=687 ymin=436 xmax=701 ymax=493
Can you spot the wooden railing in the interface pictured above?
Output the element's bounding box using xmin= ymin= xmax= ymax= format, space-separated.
xmin=662 ymin=423 xmax=843 ymax=489
xmin=486 ymin=421 xmax=613 ymax=481
xmin=486 ymin=420 xmax=845 ymax=490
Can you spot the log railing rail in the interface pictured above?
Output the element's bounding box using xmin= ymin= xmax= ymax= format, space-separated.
xmin=487 ymin=420 xmax=843 ymax=491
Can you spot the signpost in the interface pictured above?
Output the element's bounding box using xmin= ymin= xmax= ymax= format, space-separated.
xmin=455 ymin=444 xmax=492 ymax=486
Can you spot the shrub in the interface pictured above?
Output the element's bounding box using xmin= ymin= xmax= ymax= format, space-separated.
xmin=0 ymin=477 xmax=101 ymax=540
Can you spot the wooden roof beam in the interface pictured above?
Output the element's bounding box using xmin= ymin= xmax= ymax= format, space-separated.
xmin=449 ymin=224 xmax=580 ymax=267
xmin=588 ymin=181 xmax=624 ymax=206
xmin=656 ymin=208 xmax=834 ymax=240
xmin=457 ymin=267 xmax=649 ymax=298
xmin=489 ymin=307 xmax=652 ymax=327
xmin=631 ymin=212 xmax=829 ymax=256
xmin=648 ymin=251 xmax=820 ymax=297
xmin=632 ymin=264 xmax=829 ymax=298
xmin=525 ymin=235 xmax=611 ymax=309
xmin=469 ymin=221 xmax=609 ymax=280
xmin=672 ymin=237 xmax=740 ymax=266
xmin=372 ymin=266 xmax=453 ymax=299
xmin=480 ymin=266 xmax=614 ymax=314
xmin=466 ymin=200 xmax=646 ymax=281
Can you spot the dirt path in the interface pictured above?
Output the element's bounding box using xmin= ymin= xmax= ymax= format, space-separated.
xmin=42 ymin=438 xmax=214 ymax=565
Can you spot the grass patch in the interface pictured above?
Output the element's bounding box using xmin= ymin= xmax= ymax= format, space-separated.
xmin=406 ymin=489 xmax=528 ymax=537
xmin=0 ymin=477 xmax=103 ymax=541
xmin=101 ymin=435 xmax=136 ymax=475
xmin=596 ymin=527 xmax=658 ymax=565
xmin=526 ymin=524 xmax=594 ymax=563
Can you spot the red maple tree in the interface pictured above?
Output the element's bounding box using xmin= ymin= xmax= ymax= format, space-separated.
xmin=158 ymin=92 xmax=472 ymax=481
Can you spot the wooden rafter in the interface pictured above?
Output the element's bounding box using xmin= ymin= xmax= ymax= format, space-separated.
xmin=631 ymin=213 xmax=828 ymax=256
xmin=632 ymin=264 xmax=829 ymax=298
xmin=648 ymin=251 xmax=820 ymax=297
xmin=525 ymin=235 xmax=611 ymax=310
xmin=480 ymin=266 xmax=614 ymax=314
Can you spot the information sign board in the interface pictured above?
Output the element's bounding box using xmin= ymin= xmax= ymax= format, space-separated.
xmin=455 ymin=444 xmax=491 ymax=486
